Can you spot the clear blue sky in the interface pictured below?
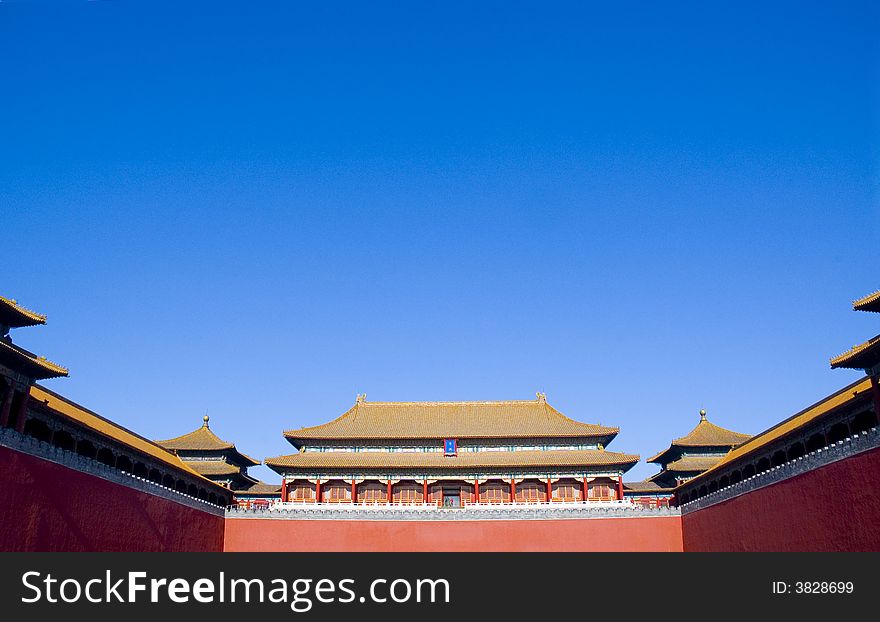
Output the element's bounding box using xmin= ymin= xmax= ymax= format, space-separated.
xmin=2 ymin=2 xmax=877 ymax=482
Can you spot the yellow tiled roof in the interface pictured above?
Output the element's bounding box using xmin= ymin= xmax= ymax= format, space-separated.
xmin=184 ymin=460 xmax=242 ymax=476
xmin=0 ymin=296 xmax=47 ymax=327
xmin=156 ymin=418 xmax=260 ymax=466
xmin=265 ymin=448 xmax=639 ymax=471
xmin=678 ymin=376 xmax=873 ymax=490
xmin=236 ymin=481 xmax=282 ymax=495
xmin=623 ymin=480 xmax=672 ymax=492
xmin=159 ymin=425 xmax=234 ymax=451
xmin=647 ymin=415 xmax=750 ymax=463
xmin=663 ymin=455 xmax=725 ymax=472
xmin=284 ymin=397 xmax=618 ymax=443
xmin=0 ymin=339 xmax=68 ymax=379
xmin=29 ymin=384 xmax=227 ymax=491
xmin=853 ymin=289 xmax=880 ymax=312
xmin=830 ymin=334 xmax=880 ymax=370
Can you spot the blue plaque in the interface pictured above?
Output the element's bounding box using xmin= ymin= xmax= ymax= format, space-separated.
xmin=444 ymin=439 xmax=457 ymax=456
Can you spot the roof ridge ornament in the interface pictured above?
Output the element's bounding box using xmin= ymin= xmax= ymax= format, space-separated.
xmin=356 ymin=393 xmax=366 ymax=404
xmin=536 ymin=392 xmax=547 ymax=403
xmin=203 ymin=414 xmax=210 ymax=428
xmin=699 ymin=409 xmax=707 ymax=421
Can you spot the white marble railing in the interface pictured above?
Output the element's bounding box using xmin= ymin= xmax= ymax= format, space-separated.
xmin=227 ymin=498 xmax=679 ymax=520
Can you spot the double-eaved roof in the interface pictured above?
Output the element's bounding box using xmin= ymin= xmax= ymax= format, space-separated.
xmin=830 ymin=288 xmax=880 ymax=371
xmin=269 ymin=395 xmax=637 ymax=475
xmin=647 ymin=412 xmax=750 ymax=465
xmin=283 ymin=395 xmax=618 ymax=447
xmin=0 ymin=296 xmax=67 ymax=380
xmin=157 ymin=417 xmax=260 ymax=467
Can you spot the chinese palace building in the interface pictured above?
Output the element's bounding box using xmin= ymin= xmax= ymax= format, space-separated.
xmin=677 ymin=288 xmax=880 ymax=508
xmin=157 ymin=416 xmax=281 ymax=503
xmin=0 ymin=296 xmax=231 ymax=520
xmin=1 ymin=296 xmax=68 ymax=431
xmin=4 ymin=289 xmax=878 ymax=551
xmin=830 ymin=288 xmax=880 ymax=413
xmin=643 ymin=410 xmax=751 ymax=490
xmin=265 ymin=393 xmax=639 ymax=506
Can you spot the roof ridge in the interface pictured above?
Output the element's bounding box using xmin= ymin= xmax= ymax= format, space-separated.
xmin=361 ymin=399 xmax=543 ymax=405
xmin=282 ymin=397 xmax=619 ymax=441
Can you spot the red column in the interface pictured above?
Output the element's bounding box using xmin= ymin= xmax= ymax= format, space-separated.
xmin=351 ymin=481 xmax=357 ymax=503
xmin=582 ymin=477 xmax=588 ymax=502
xmin=14 ymin=390 xmax=29 ymax=433
xmin=474 ymin=479 xmax=480 ymax=504
xmin=616 ymin=475 xmax=624 ymax=501
xmin=280 ymin=479 xmax=288 ymax=502
xmin=510 ymin=480 xmax=516 ymax=503
xmin=423 ymin=480 xmax=428 ymax=504
xmin=315 ymin=479 xmax=322 ymax=504
xmin=871 ymin=375 xmax=880 ymax=420
xmin=546 ymin=478 xmax=552 ymax=502
xmin=0 ymin=385 xmax=14 ymax=428
xmin=387 ymin=480 xmax=393 ymax=504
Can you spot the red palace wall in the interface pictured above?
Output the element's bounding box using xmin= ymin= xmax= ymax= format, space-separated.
xmin=0 ymin=446 xmax=225 ymax=552
xmin=224 ymin=515 xmax=683 ymax=552
xmin=682 ymin=447 xmax=880 ymax=552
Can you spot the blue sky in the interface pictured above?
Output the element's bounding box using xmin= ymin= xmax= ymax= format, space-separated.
xmin=2 ymin=1 xmax=877 ymax=482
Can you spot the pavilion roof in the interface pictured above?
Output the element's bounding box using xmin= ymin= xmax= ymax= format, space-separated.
xmin=853 ymin=289 xmax=880 ymax=313
xmin=830 ymin=334 xmax=880 ymax=371
xmin=647 ymin=413 xmax=750 ymax=464
xmin=623 ymin=480 xmax=672 ymax=493
xmin=0 ymin=339 xmax=68 ymax=380
xmin=663 ymin=455 xmax=725 ymax=473
xmin=236 ymin=481 xmax=282 ymax=496
xmin=283 ymin=395 xmax=618 ymax=446
xmin=678 ymin=376 xmax=873 ymax=490
xmin=0 ymin=296 xmax=47 ymax=328
xmin=29 ymin=384 xmax=227 ymax=492
xmin=184 ymin=460 xmax=244 ymax=476
xmin=157 ymin=417 xmax=260 ymax=466
xmin=265 ymin=448 xmax=639 ymax=472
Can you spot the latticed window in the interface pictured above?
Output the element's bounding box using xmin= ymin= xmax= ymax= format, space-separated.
xmin=588 ymin=482 xmax=616 ymax=500
xmin=552 ymin=479 xmax=582 ymax=501
xmin=290 ymin=481 xmax=316 ymax=501
xmin=358 ymin=482 xmax=387 ymax=503
xmin=393 ymin=483 xmax=423 ymax=504
xmin=515 ymin=481 xmax=546 ymax=503
xmin=481 ymin=482 xmax=509 ymax=504
xmin=323 ymin=481 xmax=351 ymax=503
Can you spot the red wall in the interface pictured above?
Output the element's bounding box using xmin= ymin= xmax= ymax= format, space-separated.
xmin=0 ymin=446 xmax=225 ymax=552
xmin=225 ymin=515 xmax=683 ymax=552
xmin=682 ymin=447 xmax=880 ymax=552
